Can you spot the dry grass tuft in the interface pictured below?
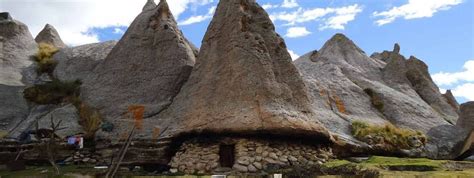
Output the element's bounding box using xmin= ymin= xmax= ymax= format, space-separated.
xmin=351 ymin=121 xmax=427 ymax=150
xmin=34 ymin=43 xmax=59 ymax=74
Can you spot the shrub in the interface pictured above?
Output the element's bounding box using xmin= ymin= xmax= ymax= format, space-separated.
xmin=364 ymin=88 xmax=384 ymax=112
xmin=351 ymin=121 xmax=427 ymax=150
xmin=23 ymin=79 xmax=81 ymax=104
xmin=34 ymin=43 xmax=59 ymax=74
xmin=72 ymin=97 xmax=102 ymax=139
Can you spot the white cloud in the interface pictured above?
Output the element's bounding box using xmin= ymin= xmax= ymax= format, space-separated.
xmin=262 ymin=0 xmax=299 ymax=10
xmin=179 ymin=6 xmax=216 ymax=25
xmin=451 ymin=83 xmax=474 ymax=101
xmin=270 ymin=4 xmax=363 ymax=30
xmin=288 ymin=50 xmax=300 ymax=61
xmin=281 ymin=0 xmax=299 ymax=8
xmin=319 ymin=5 xmax=362 ymax=30
xmin=0 ymin=0 xmax=213 ymax=46
xmin=432 ymin=60 xmax=474 ymax=86
xmin=373 ymin=0 xmax=463 ymax=26
xmin=262 ymin=3 xmax=279 ymax=10
xmin=285 ymin=26 xmax=311 ymax=38
xmin=113 ymin=27 xmax=125 ymax=34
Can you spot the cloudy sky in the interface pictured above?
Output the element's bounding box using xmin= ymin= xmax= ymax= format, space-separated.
xmin=1 ymin=0 xmax=473 ymax=103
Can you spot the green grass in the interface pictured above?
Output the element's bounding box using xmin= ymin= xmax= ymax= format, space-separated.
xmin=322 ymin=156 xmax=474 ymax=177
xmin=364 ymin=156 xmax=444 ymax=168
xmin=351 ymin=120 xmax=427 ymax=150
xmin=0 ymin=165 xmax=103 ymax=177
xmin=322 ymin=159 xmax=352 ymax=168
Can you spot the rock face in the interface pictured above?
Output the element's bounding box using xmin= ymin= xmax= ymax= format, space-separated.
xmin=35 ymin=24 xmax=66 ymax=48
xmin=36 ymin=104 xmax=83 ymax=138
xmin=443 ymin=90 xmax=460 ymax=113
xmin=155 ymin=0 xmax=332 ymax=143
xmin=81 ymin=0 xmax=197 ymax=138
xmin=142 ymin=0 xmax=157 ymax=11
xmin=405 ymin=56 xmax=458 ymax=124
xmin=295 ymin=34 xmax=461 ymax=158
xmin=0 ymin=12 xmax=37 ymax=133
xmin=458 ymin=102 xmax=474 ymax=131
xmin=53 ymin=41 xmax=116 ymax=82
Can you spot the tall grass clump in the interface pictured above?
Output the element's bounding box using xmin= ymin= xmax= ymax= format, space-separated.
xmin=351 ymin=121 xmax=427 ymax=150
xmin=71 ymin=97 xmax=102 ymax=139
xmin=34 ymin=43 xmax=59 ymax=74
xmin=23 ymin=79 xmax=81 ymax=104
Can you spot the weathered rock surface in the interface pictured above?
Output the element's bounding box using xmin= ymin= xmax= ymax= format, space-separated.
xmin=294 ymin=34 xmax=386 ymax=146
xmin=35 ymin=24 xmax=66 ymax=48
xmin=295 ymin=34 xmax=460 ymax=159
xmin=9 ymin=104 xmax=84 ymax=139
xmin=154 ymin=0 xmax=332 ymax=142
xmin=142 ymin=0 xmax=157 ymax=11
xmin=405 ymin=56 xmax=458 ymax=124
xmin=458 ymin=102 xmax=474 ymax=131
xmin=0 ymin=12 xmax=36 ymax=133
xmin=425 ymin=125 xmax=470 ymax=159
xmin=53 ymin=40 xmax=116 ymax=82
xmin=443 ymin=90 xmax=460 ymax=113
xmin=36 ymin=104 xmax=83 ymax=138
xmin=81 ymin=0 xmax=197 ymax=138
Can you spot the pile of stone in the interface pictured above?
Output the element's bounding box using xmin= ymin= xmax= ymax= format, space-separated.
xmin=169 ymin=138 xmax=333 ymax=174
xmin=63 ymin=151 xmax=100 ymax=165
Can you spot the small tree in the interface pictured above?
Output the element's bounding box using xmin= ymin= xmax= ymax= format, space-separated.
xmin=35 ymin=116 xmax=62 ymax=175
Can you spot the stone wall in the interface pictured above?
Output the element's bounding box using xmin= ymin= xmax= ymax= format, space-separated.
xmin=169 ymin=137 xmax=333 ymax=174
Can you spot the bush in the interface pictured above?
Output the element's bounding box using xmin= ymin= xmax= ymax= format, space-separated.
xmin=34 ymin=43 xmax=59 ymax=74
xmin=364 ymin=88 xmax=384 ymax=112
xmin=351 ymin=121 xmax=427 ymax=150
xmin=23 ymin=79 xmax=82 ymax=105
xmin=71 ymin=97 xmax=102 ymax=139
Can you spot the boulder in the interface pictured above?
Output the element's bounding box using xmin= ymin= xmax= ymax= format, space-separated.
xmin=425 ymin=125 xmax=469 ymax=159
xmin=35 ymin=24 xmax=66 ymax=48
xmin=0 ymin=13 xmax=37 ymax=133
xmin=81 ymin=0 xmax=197 ymax=139
xmin=154 ymin=0 xmax=332 ymax=143
xmin=458 ymin=102 xmax=474 ymax=131
xmin=53 ymin=41 xmax=117 ymax=82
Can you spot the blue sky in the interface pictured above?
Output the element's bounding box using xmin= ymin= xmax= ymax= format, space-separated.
xmin=1 ymin=0 xmax=473 ymax=102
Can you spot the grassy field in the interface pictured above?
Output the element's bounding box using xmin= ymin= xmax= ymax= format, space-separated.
xmin=1 ymin=156 xmax=473 ymax=177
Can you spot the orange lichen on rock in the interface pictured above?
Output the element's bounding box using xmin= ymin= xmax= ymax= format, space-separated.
xmin=128 ymin=105 xmax=145 ymax=130
xmin=332 ymin=95 xmax=346 ymax=114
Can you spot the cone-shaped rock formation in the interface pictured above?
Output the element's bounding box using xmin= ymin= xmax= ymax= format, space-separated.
xmin=81 ymin=0 xmax=197 ymax=136
xmin=155 ymin=0 xmax=332 ymax=143
xmin=405 ymin=56 xmax=459 ymax=123
xmin=143 ymin=0 xmax=157 ymax=11
xmin=35 ymin=24 xmax=66 ymax=48
xmin=0 ymin=12 xmax=37 ymax=133
xmin=295 ymin=34 xmax=462 ymax=159
xmin=444 ymin=90 xmax=460 ymax=113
